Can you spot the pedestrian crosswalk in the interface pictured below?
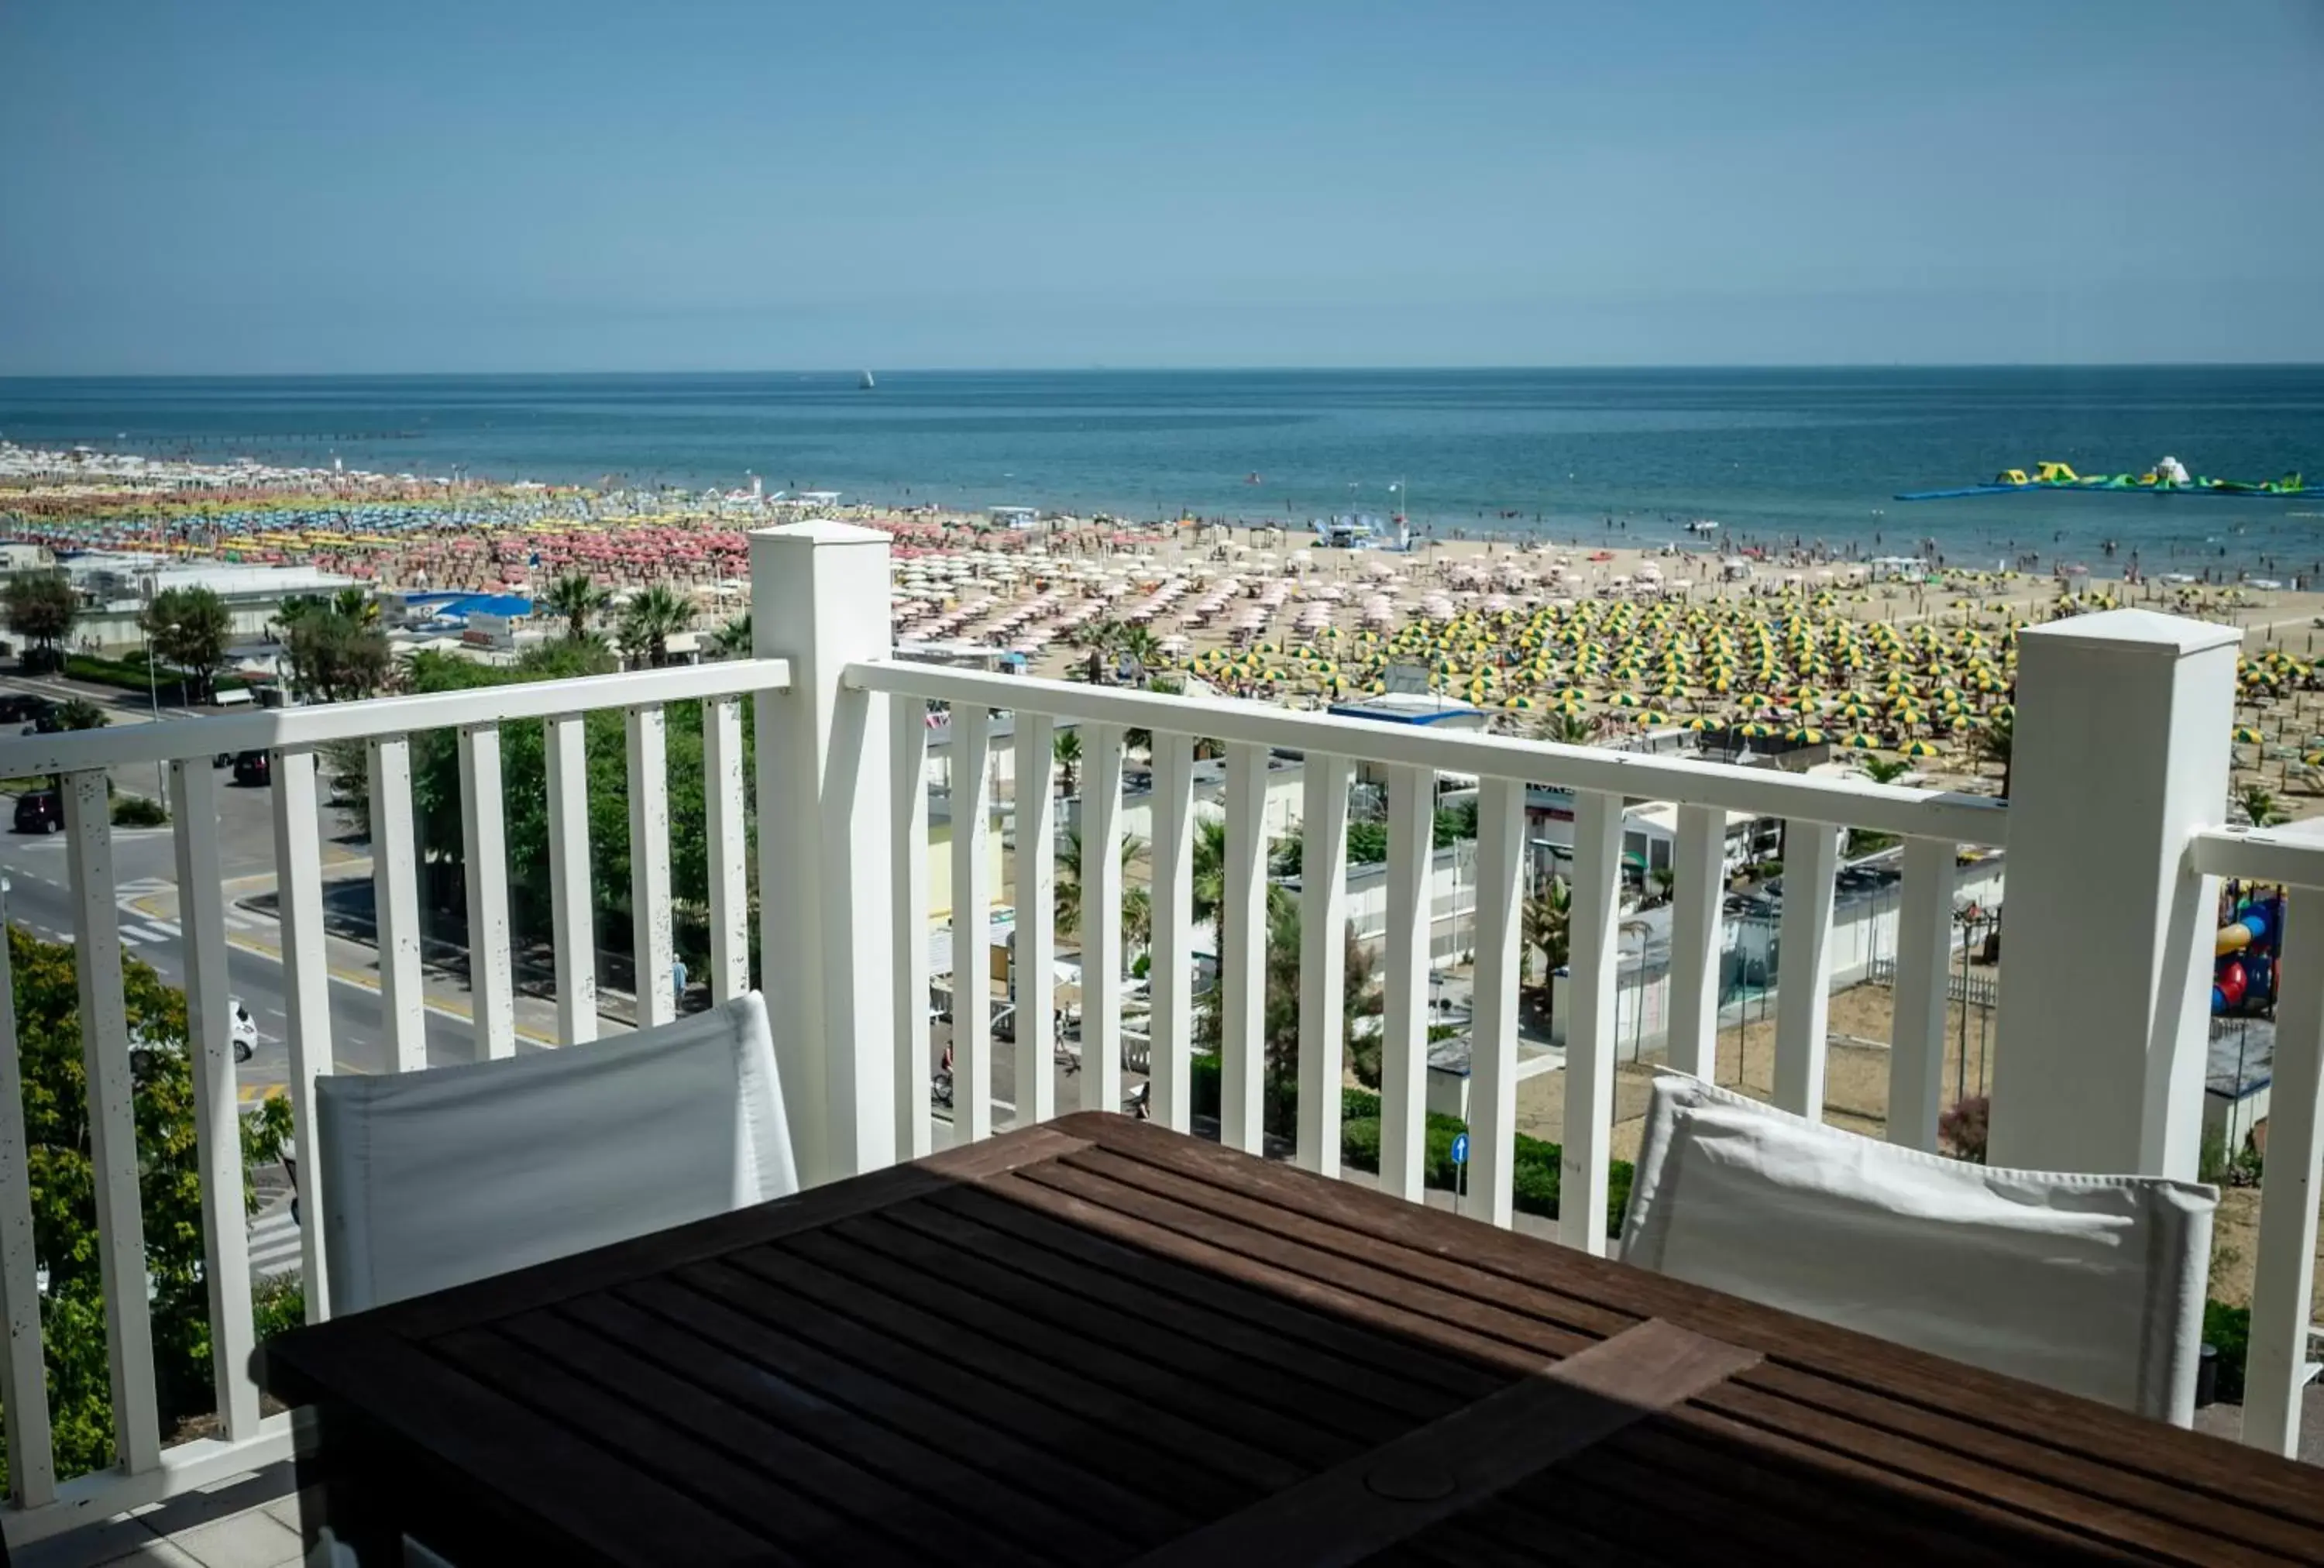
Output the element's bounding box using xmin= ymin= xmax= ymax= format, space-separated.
xmin=118 ymin=922 xmax=180 ymax=946
xmin=247 ymin=1196 xmax=302 ymax=1281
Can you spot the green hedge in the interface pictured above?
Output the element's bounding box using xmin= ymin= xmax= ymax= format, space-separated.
xmin=2204 ymin=1300 xmax=2248 ymax=1404
xmin=1187 ymin=1054 xmax=1633 ymax=1238
xmin=62 ymin=653 xmax=246 ymax=700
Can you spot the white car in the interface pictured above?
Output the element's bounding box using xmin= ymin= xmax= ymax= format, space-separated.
xmin=229 ymin=997 xmax=257 ymax=1064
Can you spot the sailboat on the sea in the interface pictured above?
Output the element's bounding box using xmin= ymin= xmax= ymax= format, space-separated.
xmin=859 ymin=370 xmax=876 ymax=390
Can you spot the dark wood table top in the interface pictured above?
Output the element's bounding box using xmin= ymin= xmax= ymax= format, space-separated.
xmin=260 ymin=1112 xmax=2324 ymax=1567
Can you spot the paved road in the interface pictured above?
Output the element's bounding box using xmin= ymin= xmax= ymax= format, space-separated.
xmin=0 ymin=672 xmax=493 ymax=1090
xmin=0 ymin=818 xmax=483 ymax=1095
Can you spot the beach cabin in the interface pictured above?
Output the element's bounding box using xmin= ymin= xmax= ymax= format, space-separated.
xmin=988 ymin=505 xmax=1042 ymax=531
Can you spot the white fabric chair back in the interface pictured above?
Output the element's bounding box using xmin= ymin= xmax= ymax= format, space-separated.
xmin=1620 ymin=1072 xmax=2216 ymax=1424
xmin=317 ymin=992 xmax=796 ymax=1315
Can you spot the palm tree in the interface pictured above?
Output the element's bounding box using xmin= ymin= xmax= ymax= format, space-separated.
xmin=1191 ymin=815 xmax=1292 ymax=966
xmin=710 ymin=612 xmax=753 ymax=659
xmin=1523 ymin=876 xmax=1572 ymax=1016
xmin=617 ymin=584 xmax=696 ymax=669
xmin=1977 ymin=708 xmax=2014 ymax=787
xmin=2238 ymin=784 xmax=2288 ymax=828
xmin=55 ymin=698 xmax=110 ymax=732
xmin=1056 ymin=827 xmax=1146 ymax=941
xmin=332 ymin=587 xmax=380 ymax=628
xmin=1539 ymin=713 xmax=1597 ymax=745
xmin=1858 ymin=755 xmax=1913 ymax=786
xmin=1051 ymin=728 xmax=1082 ymax=799
xmin=1115 ymin=624 xmax=1162 ymax=684
xmin=541 ymin=573 xmax=611 ymax=644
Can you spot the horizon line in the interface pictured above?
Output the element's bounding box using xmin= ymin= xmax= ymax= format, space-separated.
xmin=5 ymin=361 xmax=2324 ymax=382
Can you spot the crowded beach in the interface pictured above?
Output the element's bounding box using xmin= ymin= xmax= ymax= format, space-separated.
xmin=8 ymin=442 xmax=2324 ymax=816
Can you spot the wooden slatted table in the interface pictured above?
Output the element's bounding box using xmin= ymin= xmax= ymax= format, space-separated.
xmin=259 ymin=1112 xmax=2324 ymax=1566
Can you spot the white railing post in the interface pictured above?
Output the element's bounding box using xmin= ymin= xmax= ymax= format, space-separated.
xmin=1989 ymin=610 xmax=2240 ymax=1177
xmin=2245 ymin=889 xmax=2324 ymax=1455
xmin=752 ymin=521 xmax=897 ymax=1184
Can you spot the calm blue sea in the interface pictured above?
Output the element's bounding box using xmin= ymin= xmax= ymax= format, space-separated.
xmin=3 ymin=367 xmax=2321 ymax=573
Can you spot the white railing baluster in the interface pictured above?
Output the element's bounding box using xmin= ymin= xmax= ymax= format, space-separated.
xmin=456 ymin=724 xmax=515 ymax=1058
xmin=892 ymin=703 xmax=932 ymax=1158
xmin=270 ymin=748 xmax=335 ymax=1315
xmin=1297 ymin=753 xmax=1352 ymax=1176
xmin=1379 ymin=763 xmax=1435 ymax=1202
xmin=703 ymin=696 xmax=750 ymax=1004
xmin=1219 ymin=741 xmax=1270 ymax=1154
xmin=543 ymin=716 xmax=598 ymax=1045
xmin=1888 ymin=836 xmax=1956 ymax=1150
xmin=1012 ymin=713 xmax=1057 ymax=1125
xmin=951 ymin=710 xmax=995 ymax=1141
xmin=1666 ymin=802 xmax=1726 ymax=1080
xmin=1772 ymin=820 xmax=1842 ymax=1120
xmin=1082 ymin=723 xmax=1126 ymax=1116
xmin=0 ymin=875 xmax=57 ymax=1506
xmin=627 ymin=705 xmax=675 ymax=1027
xmin=62 ymin=769 xmax=160 ymax=1472
xmin=1150 ymin=733 xmax=1195 ymax=1133
xmin=366 ymin=736 xmax=428 ymax=1071
xmin=1470 ymin=777 xmax=1525 ymax=1228
xmin=167 ymin=760 xmax=260 ymax=1438
xmin=1563 ymin=789 xmax=1624 ymax=1254
xmin=2243 ymin=893 xmax=2324 ymax=1456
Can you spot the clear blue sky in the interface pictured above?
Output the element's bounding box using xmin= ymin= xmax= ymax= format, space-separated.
xmin=3 ymin=0 xmax=2319 ymax=373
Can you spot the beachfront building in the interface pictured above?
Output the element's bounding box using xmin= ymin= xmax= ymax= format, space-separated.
xmin=2 ymin=522 xmax=2321 ymax=1563
xmin=47 ymin=555 xmax=363 ymax=651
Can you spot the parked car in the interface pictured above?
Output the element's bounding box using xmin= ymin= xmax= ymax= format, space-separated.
xmin=0 ymin=694 xmax=55 ymax=724
xmin=230 ymin=751 xmax=271 ymax=787
xmin=229 ymin=997 xmax=257 ymax=1064
xmin=12 ymin=789 xmax=62 ymax=834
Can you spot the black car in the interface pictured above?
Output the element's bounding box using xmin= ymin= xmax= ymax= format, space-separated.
xmin=231 ymin=751 xmax=272 ymax=787
xmin=0 ymin=694 xmax=53 ymax=724
xmin=12 ymin=789 xmax=62 ymax=834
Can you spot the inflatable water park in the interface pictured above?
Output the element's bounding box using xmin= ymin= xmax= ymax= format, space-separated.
xmin=2213 ymin=885 xmax=2284 ymax=1018
xmin=1899 ymin=458 xmax=2307 ymax=502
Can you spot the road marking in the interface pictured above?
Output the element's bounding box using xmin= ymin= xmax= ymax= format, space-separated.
xmin=246 ymin=1200 xmax=302 ymax=1281
xmin=120 ymin=925 xmax=174 ymax=945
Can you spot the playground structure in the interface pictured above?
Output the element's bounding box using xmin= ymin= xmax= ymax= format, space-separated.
xmin=2213 ymin=883 xmax=2284 ymax=1016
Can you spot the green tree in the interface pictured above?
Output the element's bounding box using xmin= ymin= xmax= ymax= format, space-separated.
xmin=397 ymin=639 xmax=729 ymax=979
xmin=8 ymin=927 xmax=293 ymax=1485
xmin=55 ymin=697 xmax=111 ymax=732
xmin=140 ymin=586 xmax=233 ymax=703
xmin=1051 ymin=728 xmax=1081 ymax=798
xmin=618 ymin=584 xmax=696 ymax=669
xmin=2239 ymin=784 xmax=2287 ymax=828
xmin=1055 ymin=827 xmax=1145 ymax=942
xmin=1858 ymin=755 xmax=1914 ymax=785
xmin=1190 ymin=816 xmax=1294 ymax=971
xmin=1524 ymin=876 xmax=1572 ymax=1011
xmin=1197 ymin=903 xmax=1381 ymax=1107
xmin=541 ymin=573 xmax=610 ymax=644
xmin=5 ymin=573 xmax=79 ymax=672
xmin=1978 ymin=708 xmax=2014 ymax=787
xmin=332 ymin=586 xmax=380 ymax=628
xmin=710 ymin=612 xmax=753 ymax=658
xmin=283 ymin=610 xmax=392 ymax=703
xmin=1539 ymin=713 xmax=1597 ymax=745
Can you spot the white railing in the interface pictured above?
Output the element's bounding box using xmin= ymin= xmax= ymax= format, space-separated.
xmin=851 ymin=658 xmax=2007 ymax=1243
xmin=0 ymin=656 xmax=792 ymax=1544
xmin=5 ymin=521 xmax=2321 ymax=1552
xmin=2188 ymin=823 xmax=2324 ymax=1458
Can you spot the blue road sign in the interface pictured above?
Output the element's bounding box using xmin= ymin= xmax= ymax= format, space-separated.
xmin=1449 ymin=1132 xmax=1470 ymax=1167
